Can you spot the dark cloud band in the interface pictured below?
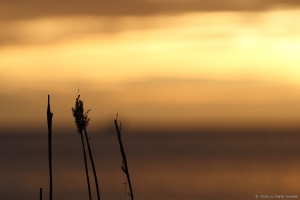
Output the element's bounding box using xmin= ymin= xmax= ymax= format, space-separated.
xmin=1 ymin=0 xmax=299 ymax=20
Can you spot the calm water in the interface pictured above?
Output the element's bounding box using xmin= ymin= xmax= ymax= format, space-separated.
xmin=0 ymin=132 xmax=300 ymax=200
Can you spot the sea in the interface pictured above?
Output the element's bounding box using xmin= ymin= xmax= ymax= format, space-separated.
xmin=0 ymin=131 xmax=299 ymax=200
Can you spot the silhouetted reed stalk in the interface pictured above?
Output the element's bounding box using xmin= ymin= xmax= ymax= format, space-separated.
xmin=72 ymin=93 xmax=100 ymax=200
xmin=81 ymin=128 xmax=92 ymax=200
xmin=40 ymin=188 xmax=43 ymax=200
xmin=46 ymin=95 xmax=53 ymax=200
xmin=72 ymin=94 xmax=92 ymax=200
xmin=114 ymin=114 xmax=134 ymax=200
xmin=84 ymin=127 xmax=101 ymax=200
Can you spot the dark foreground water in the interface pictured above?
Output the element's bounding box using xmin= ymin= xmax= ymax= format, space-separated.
xmin=0 ymin=132 xmax=300 ymax=200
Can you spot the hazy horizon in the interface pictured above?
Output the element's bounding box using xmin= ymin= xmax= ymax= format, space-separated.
xmin=2 ymin=78 xmax=300 ymax=133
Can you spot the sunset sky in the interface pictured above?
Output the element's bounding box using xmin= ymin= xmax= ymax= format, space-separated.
xmin=2 ymin=1 xmax=300 ymax=200
xmin=1 ymin=0 xmax=300 ymax=132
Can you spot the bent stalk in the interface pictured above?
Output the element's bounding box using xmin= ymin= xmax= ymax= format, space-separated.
xmin=114 ymin=114 xmax=134 ymax=200
xmin=84 ymin=128 xmax=101 ymax=200
xmin=80 ymin=130 xmax=92 ymax=200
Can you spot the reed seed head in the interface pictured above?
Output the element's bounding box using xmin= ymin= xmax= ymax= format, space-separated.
xmin=72 ymin=94 xmax=91 ymax=134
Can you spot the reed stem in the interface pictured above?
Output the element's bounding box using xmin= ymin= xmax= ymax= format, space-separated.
xmin=72 ymin=93 xmax=98 ymax=200
xmin=80 ymin=131 xmax=92 ymax=200
xmin=40 ymin=188 xmax=42 ymax=200
xmin=47 ymin=95 xmax=53 ymax=200
xmin=84 ymin=128 xmax=101 ymax=200
xmin=114 ymin=114 xmax=134 ymax=200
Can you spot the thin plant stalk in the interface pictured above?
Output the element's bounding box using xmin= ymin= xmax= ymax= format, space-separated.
xmin=72 ymin=93 xmax=100 ymax=200
xmin=114 ymin=114 xmax=134 ymax=200
xmin=84 ymin=128 xmax=101 ymax=200
xmin=80 ymin=129 xmax=92 ymax=200
xmin=72 ymin=94 xmax=92 ymax=200
xmin=40 ymin=188 xmax=43 ymax=200
xmin=46 ymin=95 xmax=53 ymax=200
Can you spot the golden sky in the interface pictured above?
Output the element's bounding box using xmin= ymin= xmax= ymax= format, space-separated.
xmin=1 ymin=1 xmax=300 ymax=132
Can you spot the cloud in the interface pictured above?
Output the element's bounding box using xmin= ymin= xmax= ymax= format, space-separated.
xmin=1 ymin=0 xmax=300 ymax=20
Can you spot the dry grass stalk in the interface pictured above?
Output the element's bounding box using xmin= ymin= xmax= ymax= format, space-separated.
xmin=83 ymin=127 xmax=101 ymax=200
xmin=72 ymin=93 xmax=101 ymax=200
xmin=46 ymin=95 xmax=53 ymax=200
xmin=114 ymin=114 xmax=134 ymax=200
xmin=72 ymin=94 xmax=92 ymax=200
